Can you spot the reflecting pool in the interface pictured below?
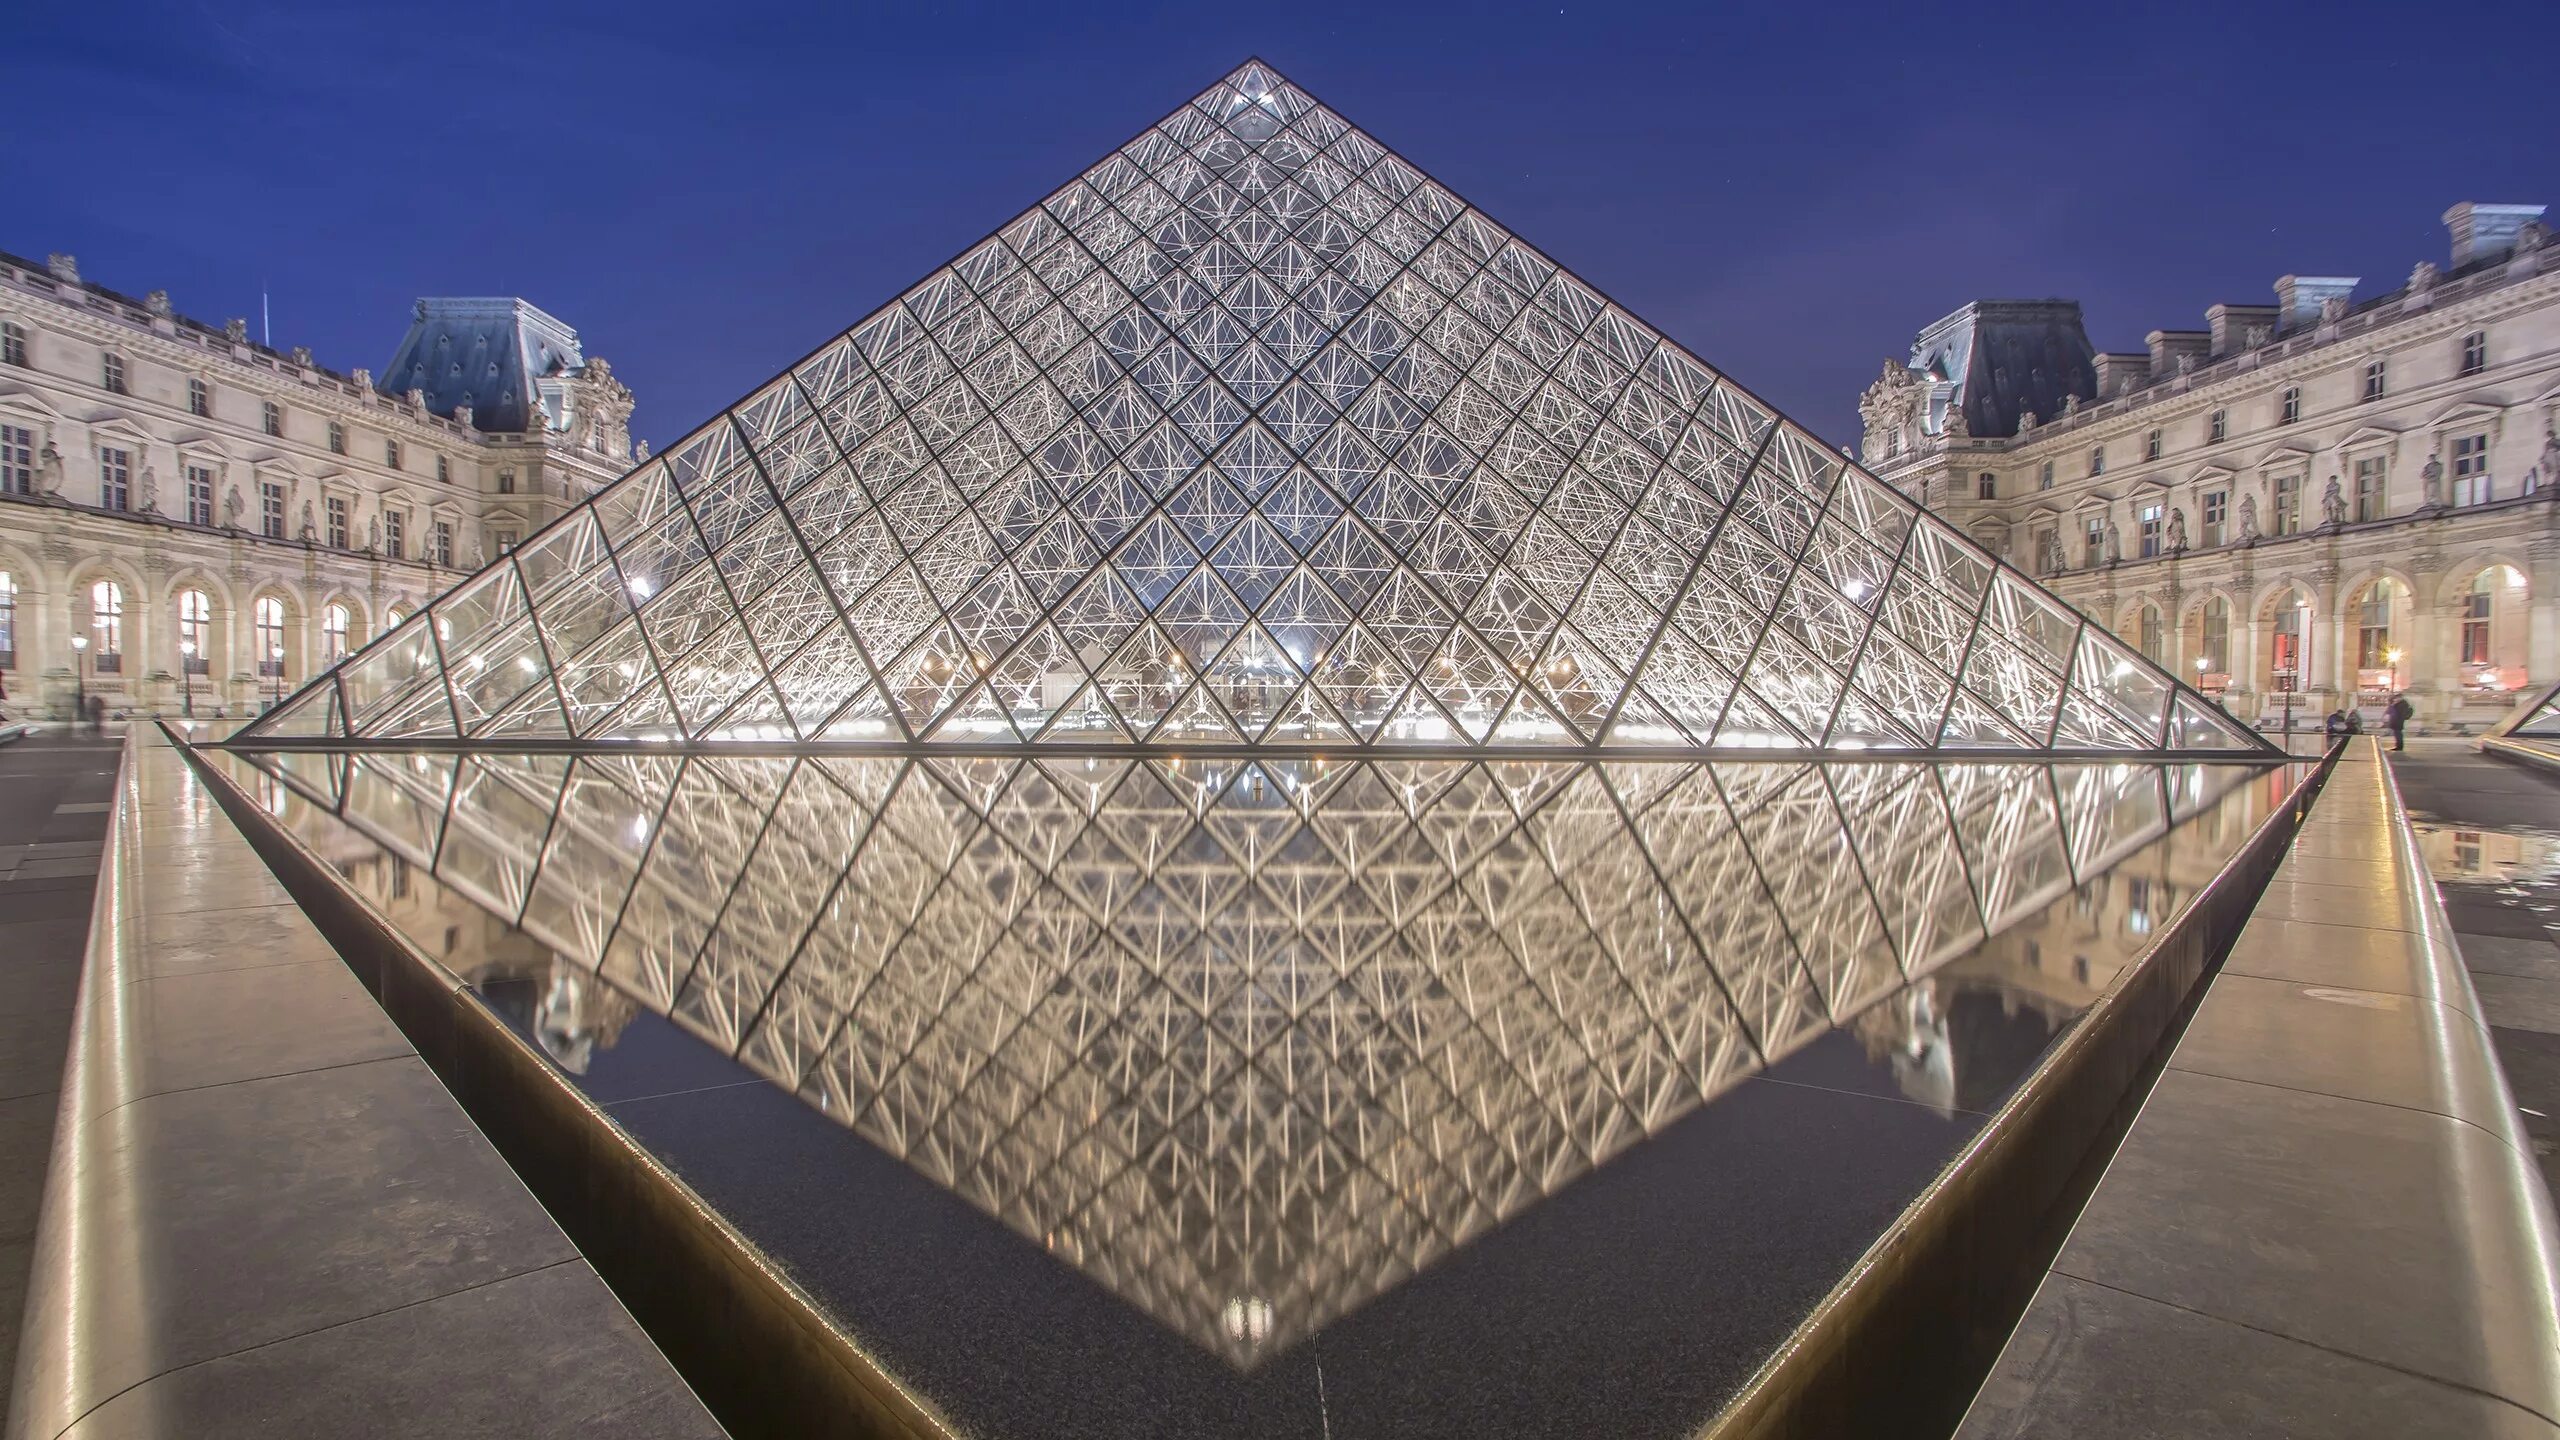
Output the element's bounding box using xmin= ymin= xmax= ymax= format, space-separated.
xmin=218 ymin=745 xmax=2300 ymax=1438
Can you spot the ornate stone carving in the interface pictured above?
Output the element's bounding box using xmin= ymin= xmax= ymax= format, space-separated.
xmin=137 ymin=466 xmax=159 ymax=515
xmin=406 ymin=387 xmax=426 ymax=409
xmin=2408 ymin=260 xmax=2438 ymax=293
xmin=2063 ymin=394 xmax=2082 ymax=416
xmin=634 ymin=439 xmax=651 ymax=461
xmin=2321 ymin=474 xmax=2346 ymax=527
xmin=290 ymin=345 xmax=313 ymax=366
xmin=2014 ymin=406 xmax=2036 ymax=437
xmin=45 ymin=254 xmax=78 ymax=284
xmin=352 ymin=367 xmax=372 ymax=389
xmin=367 ymin=515 xmax=381 ymax=551
xmin=2421 ymin=447 xmax=2445 ymax=507
xmin=2102 ymin=519 xmax=2121 ymax=564
xmin=299 ymin=499 xmax=316 ymax=541
xmin=1856 ymin=361 xmax=1925 ymax=463
xmin=454 ymin=401 xmax=474 ymax=428
xmin=36 ymin=442 xmax=63 ymax=496
xmin=144 ymin=289 xmax=173 ymax=318
xmin=224 ymin=317 xmax=248 ymax=343
xmin=2238 ymin=493 xmax=2260 ymax=541
xmin=2520 ymin=221 xmax=2551 ymax=255
xmin=2167 ymin=507 xmax=2188 ymax=553
xmin=41 ymin=525 xmax=73 ymax=565
xmin=222 ymin=485 xmax=244 ymax=527
xmin=2319 ymin=295 xmax=2349 ymax=326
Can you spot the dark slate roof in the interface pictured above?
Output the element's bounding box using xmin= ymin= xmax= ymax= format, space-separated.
xmin=1911 ymin=300 xmax=2097 ymax=439
xmin=376 ymin=297 xmax=583 ymax=435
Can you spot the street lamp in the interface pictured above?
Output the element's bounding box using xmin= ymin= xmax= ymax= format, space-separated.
xmin=178 ymin=639 xmax=196 ymax=718
xmin=268 ymin=644 xmax=285 ymax=711
xmin=2385 ymin=646 xmax=2405 ymax=689
xmin=69 ymin=633 xmax=87 ymax=723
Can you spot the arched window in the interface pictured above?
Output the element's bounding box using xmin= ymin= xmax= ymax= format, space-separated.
xmin=2462 ymin=566 xmax=2529 ymax=692
xmin=2136 ymin=605 xmax=2163 ymax=664
xmin=0 ymin=570 xmax=15 ymax=669
xmin=254 ymin=595 xmax=286 ymax=679
xmin=323 ymin=603 xmax=350 ymax=663
xmin=2200 ymin=598 xmax=2229 ymax=675
xmin=176 ymin=590 xmax=211 ymax=674
xmin=89 ymin=580 xmax=124 ymax=672
xmin=2270 ymin=591 xmax=2311 ymax=691
xmin=384 ymin=605 xmax=407 ymax=629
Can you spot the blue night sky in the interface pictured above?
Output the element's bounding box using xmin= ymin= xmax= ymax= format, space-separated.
xmin=9 ymin=0 xmax=2554 ymax=450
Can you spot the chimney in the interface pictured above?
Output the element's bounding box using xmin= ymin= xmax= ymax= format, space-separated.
xmin=2205 ymin=303 xmax=2280 ymax=357
xmin=2274 ymin=275 xmax=2357 ymax=334
xmin=2092 ymin=352 xmax=2151 ymax=397
xmin=2444 ymin=203 xmax=2548 ymax=269
xmin=2146 ymin=329 xmax=2210 ymax=377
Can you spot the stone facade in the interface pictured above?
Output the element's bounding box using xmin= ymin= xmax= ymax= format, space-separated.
xmin=1860 ymin=203 xmax=2560 ymax=732
xmin=0 ymin=250 xmax=635 ymax=720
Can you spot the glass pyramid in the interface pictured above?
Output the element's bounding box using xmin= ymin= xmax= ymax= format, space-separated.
xmin=2498 ymin=680 xmax=2560 ymax=740
xmin=240 ymin=60 xmax=2267 ymax=757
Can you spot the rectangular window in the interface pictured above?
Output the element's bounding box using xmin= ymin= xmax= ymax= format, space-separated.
xmin=2358 ymin=589 xmax=2395 ymax=670
xmin=2272 ymin=474 xmax=2301 ymax=535
xmin=327 ymin=420 xmax=346 ymax=455
xmin=434 ymin=520 xmax=453 ymax=567
xmin=2209 ymin=408 xmax=2227 ymax=443
xmin=497 ymin=470 xmax=515 ymax=494
xmin=384 ymin=510 xmax=404 ymax=560
xmin=2353 ymin=455 xmax=2386 ymax=522
xmin=2137 ymin=502 xmax=2163 ymax=558
xmin=0 ymin=572 xmax=14 ymax=669
xmin=2088 ymin=445 xmax=2106 ymax=477
xmin=260 ymin=481 xmax=286 ymax=539
xmin=0 ymin=322 xmax=24 ymax=368
xmin=2362 ymin=358 xmax=2387 ymax=402
xmin=185 ymin=465 xmax=215 ymax=526
xmin=2083 ymin=516 xmax=2106 ymax=566
xmin=2201 ymin=489 xmax=2227 ymax=547
xmin=188 ymin=378 xmax=210 ymax=417
xmin=2038 ymin=461 xmax=2054 ymax=491
xmin=2461 ymin=331 xmax=2487 ymax=377
xmin=0 ymin=425 xmax=31 ymax=495
xmin=2279 ymin=387 xmax=2301 ymax=425
xmin=2452 ymin=432 xmax=2491 ymax=506
xmin=262 ymin=400 xmax=282 ymax=437
xmin=101 ymin=353 xmax=126 ymax=394
xmin=494 ymin=528 xmax=519 ymax=555
xmin=1976 ymin=472 xmax=1996 ymax=500
xmin=326 ymin=495 xmax=348 ymax=549
xmin=98 ymin=446 xmax=130 ymax=511
xmin=386 ymin=438 xmax=401 ymax=469
xmin=436 ymin=454 xmax=450 ymax=484
xmin=2144 ymin=429 xmax=2162 ymax=461
xmin=2464 ymin=590 xmax=2492 ymax=665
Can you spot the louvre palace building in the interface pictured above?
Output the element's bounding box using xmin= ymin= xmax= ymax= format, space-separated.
xmin=0 ymin=249 xmax=635 ymax=720
xmin=1859 ymin=201 xmax=2560 ymax=732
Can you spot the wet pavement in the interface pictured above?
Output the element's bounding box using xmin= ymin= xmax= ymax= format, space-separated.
xmin=2386 ymin=738 xmax=2560 ymax=1197
xmin=0 ymin=732 xmax=120 ymax=1417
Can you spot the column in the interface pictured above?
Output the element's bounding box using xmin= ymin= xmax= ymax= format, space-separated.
xmin=2530 ymin=540 xmax=2560 ymax=691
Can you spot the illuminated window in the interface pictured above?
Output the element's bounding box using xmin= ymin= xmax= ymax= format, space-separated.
xmin=323 ymin=603 xmax=351 ymax=662
xmin=2272 ymin=475 xmax=2300 ymax=536
xmin=2451 ymin=433 xmax=2491 ymax=506
xmin=254 ymin=596 xmax=287 ymax=677
xmin=177 ymin=590 xmax=211 ymax=673
xmin=2137 ymin=502 xmax=2163 ymax=558
xmin=2200 ymin=598 xmax=2228 ymax=673
xmin=0 ymin=570 xmax=14 ymax=668
xmin=2136 ymin=605 xmax=2162 ymax=663
xmin=90 ymin=579 xmax=124 ymax=670
xmin=2200 ymin=490 xmax=2227 ymax=547
xmin=2352 ymin=455 xmax=2385 ymax=522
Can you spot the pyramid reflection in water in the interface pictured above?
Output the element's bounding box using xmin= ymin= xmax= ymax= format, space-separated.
xmin=240 ymin=743 xmax=2258 ymax=1364
xmin=241 ymin=61 xmax=2263 ymax=756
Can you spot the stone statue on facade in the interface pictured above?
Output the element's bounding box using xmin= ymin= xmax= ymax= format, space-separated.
xmin=224 ymin=317 xmax=248 ymax=343
xmin=2319 ymin=295 xmax=2349 ymax=326
xmin=368 ymin=516 xmax=381 ymax=551
xmin=290 ymin=345 xmax=312 ymax=366
xmin=37 ymin=442 xmax=63 ymax=496
xmin=634 ymin=439 xmax=651 ymax=461
xmin=453 ymin=402 xmax=474 ymax=428
xmin=46 ymin=254 xmax=78 ymax=284
xmin=2409 ymin=260 xmax=2439 ymax=293
xmin=2063 ymin=394 xmax=2082 ymax=416
xmin=2102 ymin=520 xmax=2122 ymax=564
xmin=145 ymin=289 xmax=173 ymax=318
xmin=2521 ymin=221 xmax=2551 ymax=255
xmin=1941 ymin=403 xmax=1968 ymax=441
xmin=137 ymin=467 xmax=158 ymax=514
xmin=2321 ymin=474 xmax=2346 ymax=527
xmin=352 ymin=367 xmax=372 ymax=389
xmin=2014 ymin=406 xmax=2036 ymax=436
xmin=2422 ymin=448 xmax=2445 ymax=507
xmin=2167 ymin=507 xmax=2188 ymax=553
xmin=222 ymin=485 xmax=244 ymax=527
xmin=2238 ymin=493 xmax=2261 ymax=541
xmin=299 ymin=499 xmax=316 ymax=541
xmin=406 ymin=387 xmax=426 ymax=410
xmin=2541 ymin=429 xmax=2560 ymax=495
xmin=2175 ymin=353 xmax=2197 ymax=375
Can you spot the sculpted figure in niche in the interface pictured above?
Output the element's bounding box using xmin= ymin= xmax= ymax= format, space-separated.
xmin=2103 ymin=519 xmax=2122 ymax=564
xmin=137 ymin=466 xmax=158 ymax=514
xmin=2238 ymin=493 xmax=2261 ymax=540
xmin=368 ymin=515 xmax=381 ymax=551
xmin=299 ymin=499 xmax=316 ymax=541
xmin=222 ymin=485 xmax=244 ymax=527
xmin=37 ymin=441 xmax=63 ymax=496
xmin=2422 ymin=448 xmax=2445 ymax=507
xmin=2167 ymin=507 xmax=2188 ymax=552
xmin=2322 ymin=474 xmax=2346 ymax=527
xmin=2541 ymin=429 xmax=2560 ymax=497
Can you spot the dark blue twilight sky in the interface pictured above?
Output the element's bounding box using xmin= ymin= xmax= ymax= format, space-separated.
xmin=7 ymin=1 xmax=2554 ymax=449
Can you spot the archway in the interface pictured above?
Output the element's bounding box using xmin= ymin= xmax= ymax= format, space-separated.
xmin=2458 ymin=564 xmax=2529 ymax=695
xmin=2347 ymin=576 xmax=2413 ymax=698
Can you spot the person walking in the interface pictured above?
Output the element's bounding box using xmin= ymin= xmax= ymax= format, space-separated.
xmin=2385 ymin=691 xmax=2414 ymax=752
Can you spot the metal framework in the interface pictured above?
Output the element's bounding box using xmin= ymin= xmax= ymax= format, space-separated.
xmin=240 ymin=742 xmax=2256 ymax=1364
xmin=2498 ymin=678 xmax=2560 ymax=738
xmin=236 ymin=61 xmax=2268 ymax=758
